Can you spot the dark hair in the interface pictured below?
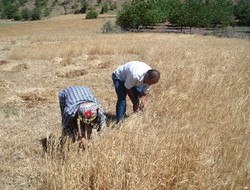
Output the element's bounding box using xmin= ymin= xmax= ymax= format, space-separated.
xmin=147 ymin=69 xmax=160 ymax=80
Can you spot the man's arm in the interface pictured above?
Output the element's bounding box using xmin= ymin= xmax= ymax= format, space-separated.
xmin=138 ymin=92 xmax=146 ymax=98
xmin=135 ymin=92 xmax=146 ymax=111
xmin=126 ymin=88 xmax=140 ymax=112
xmin=138 ymin=85 xmax=152 ymax=109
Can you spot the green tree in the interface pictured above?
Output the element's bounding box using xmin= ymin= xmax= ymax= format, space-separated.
xmin=142 ymin=8 xmax=162 ymax=27
xmin=235 ymin=0 xmax=250 ymax=26
xmin=3 ymin=3 xmax=18 ymax=19
xmin=169 ymin=0 xmax=234 ymax=30
xmin=207 ymin=0 xmax=234 ymax=27
xmin=156 ymin=0 xmax=181 ymax=22
xmin=116 ymin=2 xmax=140 ymax=29
xmin=168 ymin=1 xmax=186 ymax=30
xmin=116 ymin=0 xmax=164 ymax=29
xmin=182 ymin=0 xmax=204 ymax=30
xmin=169 ymin=0 xmax=205 ymax=31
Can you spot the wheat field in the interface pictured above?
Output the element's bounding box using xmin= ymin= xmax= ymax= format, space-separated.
xmin=0 ymin=14 xmax=249 ymax=190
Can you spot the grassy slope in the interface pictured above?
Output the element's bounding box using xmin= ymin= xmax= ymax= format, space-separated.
xmin=0 ymin=14 xmax=249 ymax=189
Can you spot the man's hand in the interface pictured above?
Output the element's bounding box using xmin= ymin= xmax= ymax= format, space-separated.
xmin=78 ymin=137 xmax=88 ymax=146
xmin=139 ymin=96 xmax=147 ymax=110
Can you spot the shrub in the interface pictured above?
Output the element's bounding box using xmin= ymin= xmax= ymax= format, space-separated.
xmin=44 ymin=7 xmax=50 ymax=17
xmin=13 ymin=11 xmax=21 ymax=21
xmin=110 ymin=2 xmax=117 ymax=10
xmin=79 ymin=5 xmax=88 ymax=14
xmin=74 ymin=9 xmax=80 ymax=14
xmin=35 ymin=0 xmax=48 ymax=8
xmin=100 ymin=3 xmax=109 ymax=14
xmin=79 ymin=0 xmax=88 ymax=14
xmin=102 ymin=21 xmax=120 ymax=33
xmin=31 ymin=7 xmax=41 ymax=20
xmin=86 ymin=9 xmax=98 ymax=19
xmin=21 ymin=8 xmax=31 ymax=20
xmin=19 ymin=0 xmax=28 ymax=6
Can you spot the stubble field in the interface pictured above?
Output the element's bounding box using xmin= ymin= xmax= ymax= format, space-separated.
xmin=0 ymin=14 xmax=249 ymax=189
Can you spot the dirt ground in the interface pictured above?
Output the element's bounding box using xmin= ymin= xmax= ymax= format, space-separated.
xmin=134 ymin=22 xmax=250 ymax=40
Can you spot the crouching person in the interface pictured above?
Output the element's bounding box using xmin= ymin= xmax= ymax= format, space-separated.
xmin=59 ymin=86 xmax=106 ymax=146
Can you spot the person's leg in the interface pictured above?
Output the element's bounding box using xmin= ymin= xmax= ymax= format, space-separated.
xmin=63 ymin=116 xmax=78 ymax=142
xmin=112 ymin=73 xmax=127 ymax=123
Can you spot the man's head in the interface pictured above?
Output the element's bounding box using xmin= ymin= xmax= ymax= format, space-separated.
xmin=144 ymin=69 xmax=160 ymax=85
xmin=78 ymin=102 xmax=100 ymax=128
xmin=73 ymin=102 xmax=101 ymax=142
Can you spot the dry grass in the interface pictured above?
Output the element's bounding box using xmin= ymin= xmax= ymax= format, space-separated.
xmin=0 ymin=14 xmax=249 ymax=190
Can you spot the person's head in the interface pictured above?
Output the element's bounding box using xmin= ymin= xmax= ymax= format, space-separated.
xmin=77 ymin=102 xmax=101 ymax=138
xmin=144 ymin=69 xmax=160 ymax=85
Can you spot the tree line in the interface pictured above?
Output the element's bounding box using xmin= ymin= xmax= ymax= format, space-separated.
xmin=1 ymin=0 xmax=249 ymax=29
xmin=0 ymin=0 xmax=49 ymax=20
xmin=116 ymin=0 xmax=250 ymax=31
xmin=0 ymin=0 xmax=117 ymax=21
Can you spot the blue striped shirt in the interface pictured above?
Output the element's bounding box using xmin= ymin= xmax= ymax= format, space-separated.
xmin=59 ymin=86 xmax=106 ymax=128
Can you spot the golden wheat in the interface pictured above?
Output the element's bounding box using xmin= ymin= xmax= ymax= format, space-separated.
xmin=0 ymin=14 xmax=249 ymax=189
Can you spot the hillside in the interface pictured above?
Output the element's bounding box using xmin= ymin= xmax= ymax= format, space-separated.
xmin=0 ymin=14 xmax=249 ymax=189
xmin=0 ymin=0 xmax=124 ymax=20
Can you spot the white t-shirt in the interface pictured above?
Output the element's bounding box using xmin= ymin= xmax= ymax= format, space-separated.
xmin=114 ymin=61 xmax=152 ymax=94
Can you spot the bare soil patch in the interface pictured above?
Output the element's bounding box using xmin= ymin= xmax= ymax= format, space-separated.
xmin=56 ymin=67 xmax=88 ymax=78
xmin=0 ymin=60 xmax=8 ymax=66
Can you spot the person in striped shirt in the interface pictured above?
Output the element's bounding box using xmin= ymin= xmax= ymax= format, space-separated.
xmin=59 ymin=86 xmax=106 ymax=144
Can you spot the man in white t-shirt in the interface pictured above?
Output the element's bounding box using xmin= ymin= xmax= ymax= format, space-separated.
xmin=112 ymin=61 xmax=160 ymax=123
